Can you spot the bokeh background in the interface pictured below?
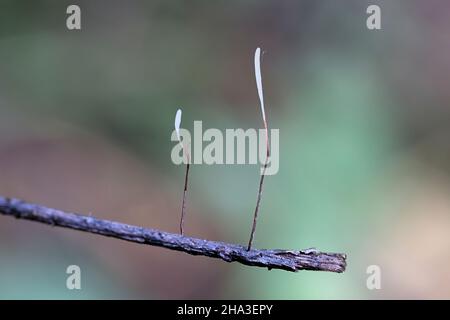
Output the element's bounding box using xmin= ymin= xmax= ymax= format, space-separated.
xmin=1 ymin=0 xmax=450 ymax=299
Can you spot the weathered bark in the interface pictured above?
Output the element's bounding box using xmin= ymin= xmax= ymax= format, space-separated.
xmin=0 ymin=196 xmax=346 ymax=273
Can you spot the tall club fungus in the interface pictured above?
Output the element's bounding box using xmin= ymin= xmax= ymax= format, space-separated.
xmin=247 ymin=47 xmax=271 ymax=251
xmin=175 ymin=108 xmax=191 ymax=235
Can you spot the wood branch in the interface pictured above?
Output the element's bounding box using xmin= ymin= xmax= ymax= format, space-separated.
xmin=0 ymin=196 xmax=347 ymax=273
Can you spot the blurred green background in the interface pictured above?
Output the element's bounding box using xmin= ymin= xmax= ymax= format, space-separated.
xmin=1 ymin=0 xmax=450 ymax=299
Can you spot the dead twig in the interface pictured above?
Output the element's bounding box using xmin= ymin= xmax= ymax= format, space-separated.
xmin=0 ymin=196 xmax=346 ymax=273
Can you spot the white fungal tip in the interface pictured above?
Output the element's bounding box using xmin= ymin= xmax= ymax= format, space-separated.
xmin=175 ymin=108 xmax=182 ymax=140
xmin=254 ymin=47 xmax=266 ymax=124
xmin=255 ymin=47 xmax=261 ymax=58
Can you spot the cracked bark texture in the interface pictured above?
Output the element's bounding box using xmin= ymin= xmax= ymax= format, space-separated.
xmin=0 ymin=196 xmax=347 ymax=273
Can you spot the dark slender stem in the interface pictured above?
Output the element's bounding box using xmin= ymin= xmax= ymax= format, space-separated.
xmin=247 ymin=124 xmax=270 ymax=251
xmin=0 ymin=196 xmax=347 ymax=273
xmin=180 ymin=163 xmax=190 ymax=235
xmin=247 ymin=161 xmax=268 ymax=251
